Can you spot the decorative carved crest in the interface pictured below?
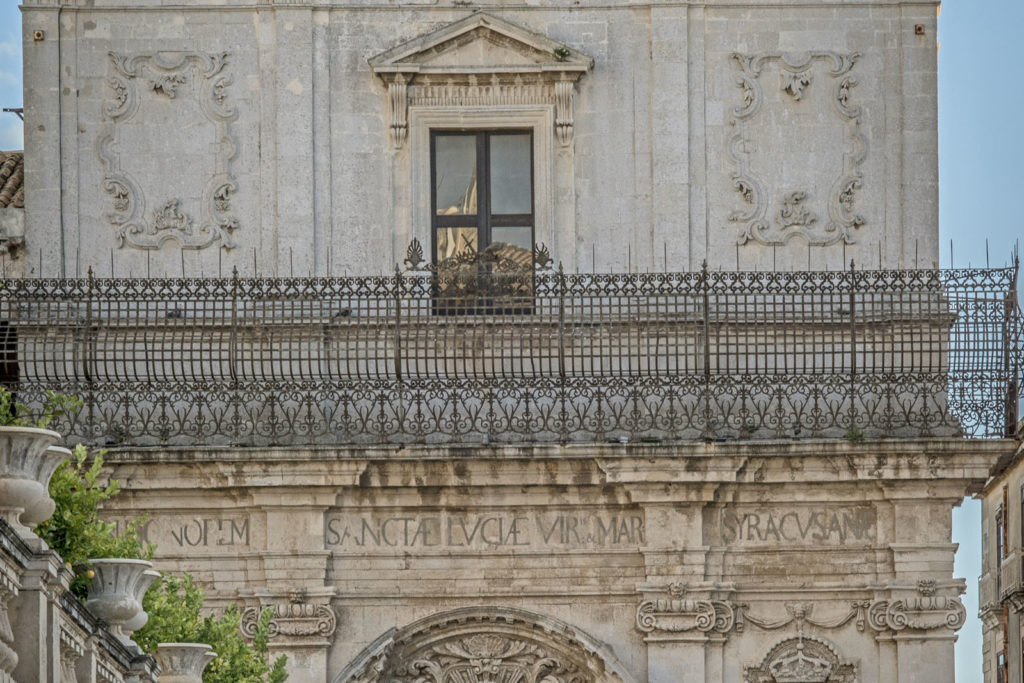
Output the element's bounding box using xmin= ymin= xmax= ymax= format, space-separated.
xmin=745 ymin=635 xmax=856 ymax=683
xmin=368 ymin=13 xmax=593 ymax=148
xmin=333 ymin=607 xmax=636 ymax=683
xmin=101 ymin=51 xmax=239 ymax=251
xmin=729 ymin=51 xmax=866 ymax=246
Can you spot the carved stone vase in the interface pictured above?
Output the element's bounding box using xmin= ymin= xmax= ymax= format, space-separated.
xmin=123 ymin=568 xmax=162 ymax=637
xmin=85 ymin=559 xmax=155 ymax=645
xmin=0 ymin=426 xmax=65 ymax=536
xmin=155 ymin=643 xmax=216 ymax=683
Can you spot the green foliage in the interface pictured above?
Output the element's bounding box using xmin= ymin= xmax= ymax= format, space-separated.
xmin=134 ymin=576 xmax=288 ymax=682
xmin=35 ymin=444 xmax=152 ymax=597
xmin=0 ymin=387 xmax=82 ymax=429
xmin=844 ymin=425 xmax=866 ymax=443
xmin=36 ymin=439 xmax=288 ymax=681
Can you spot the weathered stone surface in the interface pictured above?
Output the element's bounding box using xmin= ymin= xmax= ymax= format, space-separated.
xmin=99 ymin=438 xmax=1005 ymax=682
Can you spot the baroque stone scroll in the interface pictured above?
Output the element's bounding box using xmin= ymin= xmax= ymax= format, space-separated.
xmin=728 ymin=51 xmax=867 ymax=247
xmin=100 ymin=51 xmax=240 ymax=250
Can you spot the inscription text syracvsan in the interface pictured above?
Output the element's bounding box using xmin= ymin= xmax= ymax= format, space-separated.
xmin=720 ymin=507 xmax=876 ymax=545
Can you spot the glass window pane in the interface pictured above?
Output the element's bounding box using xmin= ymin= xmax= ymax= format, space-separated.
xmin=436 ymin=227 xmax=478 ymax=263
xmin=489 ymin=134 xmax=531 ymax=215
xmin=435 ymin=135 xmax=477 ymax=215
xmin=488 ymin=226 xmax=533 ymax=267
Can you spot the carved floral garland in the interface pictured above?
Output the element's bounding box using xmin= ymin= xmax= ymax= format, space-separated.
xmin=100 ymin=51 xmax=239 ymax=251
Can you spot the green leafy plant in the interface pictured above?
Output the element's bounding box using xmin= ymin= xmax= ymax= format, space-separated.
xmin=35 ymin=444 xmax=152 ymax=597
xmin=134 ymin=576 xmax=288 ymax=683
xmin=0 ymin=387 xmax=82 ymax=430
xmin=553 ymin=46 xmax=571 ymax=61
xmin=844 ymin=425 xmax=866 ymax=443
xmin=36 ymin=442 xmax=288 ymax=681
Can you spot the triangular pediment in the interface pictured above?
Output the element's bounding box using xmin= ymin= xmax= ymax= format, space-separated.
xmin=369 ymin=12 xmax=593 ymax=79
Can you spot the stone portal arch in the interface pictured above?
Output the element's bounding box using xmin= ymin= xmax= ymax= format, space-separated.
xmin=332 ymin=606 xmax=638 ymax=683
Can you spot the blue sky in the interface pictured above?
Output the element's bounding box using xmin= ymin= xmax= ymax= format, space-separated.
xmin=0 ymin=2 xmax=1020 ymax=680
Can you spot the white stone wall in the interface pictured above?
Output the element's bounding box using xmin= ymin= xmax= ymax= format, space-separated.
xmin=20 ymin=0 xmax=939 ymax=278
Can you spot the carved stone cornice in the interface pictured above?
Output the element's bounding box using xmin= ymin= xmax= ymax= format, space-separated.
xmin=240 ymin=588 xmax=338 ymax=646
xmin=979 ymin=603 xmax=1003 ymax=632
xmin=369 ymin=13 xmax=593 ymax=149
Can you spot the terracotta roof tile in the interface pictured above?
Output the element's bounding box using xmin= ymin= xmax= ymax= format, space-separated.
xmin=0 ymin=152 xmax=24 ymax=209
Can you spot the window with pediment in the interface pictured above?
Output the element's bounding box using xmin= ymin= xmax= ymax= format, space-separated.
xmin=369 ymin=12 xmax=593 ymax=309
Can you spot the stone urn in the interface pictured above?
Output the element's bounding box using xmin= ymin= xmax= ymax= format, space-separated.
xmin=123 ymin=568 xmax=162 ymax=637
xmin=85 ymin=559 xmax=155 ymax=644
xmin=0 ymin=426 xmax=65 ymax=535
xmin=155 ymin=643 xmax=216 ymax=683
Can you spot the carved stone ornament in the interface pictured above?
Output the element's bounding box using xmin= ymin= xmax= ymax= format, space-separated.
xmin=865 ymin=581 xmax=967 ymax=633
xmin=240 ymin=590 xmax=337 ymax=640
xmin=332 ymin=607 xmax=637 ymax=683
xmin=729 ymin=51 xmax=866 ymax=246
xmin=745 ymin=635 xmax=857 ymax=683
xmin=635 ymin=584 xmax=735 ymax=638
xmin=368 ymin=13 xmax=593 ymax=148
xmin=100 ymin=51 xmax=239 ymax=250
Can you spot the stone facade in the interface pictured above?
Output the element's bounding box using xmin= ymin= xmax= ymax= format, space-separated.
xmin=979 ymin=435 xmax=1024 ymax=683
xmin=98 ymin=439 xmax=1009 ymax=683
xmin=15 ymin=1 xmax=1006 ymax=682
xmin=20 ymin=0 xmax=938 ymax=278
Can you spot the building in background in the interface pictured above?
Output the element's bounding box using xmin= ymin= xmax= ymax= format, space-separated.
xmin=6 ymin=0 xmax=1023 ymax=681
xmin=979 ymin=431 xmax=1024 ymax=683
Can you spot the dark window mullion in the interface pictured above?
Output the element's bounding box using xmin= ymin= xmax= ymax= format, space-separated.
xmin=479 ymin=132 xmax=491 ymax=247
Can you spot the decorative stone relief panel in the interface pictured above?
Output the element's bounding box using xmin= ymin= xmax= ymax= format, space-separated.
xmin=728 ymin=51 xmax=866 ymax=247
xmin=99 ymin=51 xmax=239 ymax=251
xmin=333 ymin=607 xmax=636 ymax=683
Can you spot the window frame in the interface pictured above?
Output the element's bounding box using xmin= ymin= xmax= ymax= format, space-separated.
xmin=429 ymin=129 xmax=536 ymax=267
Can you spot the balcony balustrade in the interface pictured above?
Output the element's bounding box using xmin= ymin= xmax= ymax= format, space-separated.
xmin=1001 ymin=550 xmax=1024 ymax=612
xmin=0 ymin=251 xmax=1019 ymax=448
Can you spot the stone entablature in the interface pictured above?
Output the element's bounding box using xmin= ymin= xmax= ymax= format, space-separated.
xmin=100 ymin=437 xmax=1007 ymax=683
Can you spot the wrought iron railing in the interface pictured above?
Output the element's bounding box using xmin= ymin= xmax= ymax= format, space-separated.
xmin=0 ymin=255 xmax=1020 ymax=447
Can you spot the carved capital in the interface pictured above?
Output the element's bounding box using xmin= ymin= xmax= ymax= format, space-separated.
xmin=866 ymin=582 xmax=967 ymax=634
xmin=636 ymin=584 xmax=735 ymax=640
xmin=240 ymin=589 xmax=337 ymax=644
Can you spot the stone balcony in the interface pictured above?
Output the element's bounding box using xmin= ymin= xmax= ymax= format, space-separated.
xmin=0 ymin=262 xmax=1020 ymax=447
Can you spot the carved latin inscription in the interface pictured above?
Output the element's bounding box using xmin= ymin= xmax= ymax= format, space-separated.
xmin=325 ymin=510 xmax=645 ymax=552
xmin=718 ymin=506 xmax=876 ymax=546
xmin=111 ymin=514 xmax=253 ymax=552
xmin=101 ymin=51 xmax=239 ymax=250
